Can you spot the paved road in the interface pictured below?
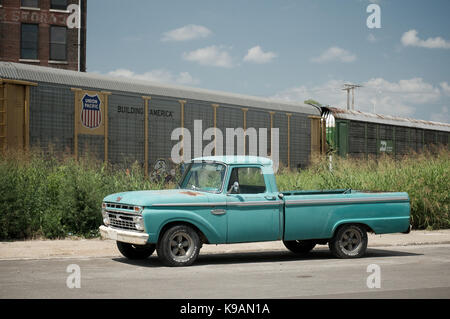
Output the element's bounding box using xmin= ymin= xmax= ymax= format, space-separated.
xmin=1 ymin=244 xmax=449 ymax=299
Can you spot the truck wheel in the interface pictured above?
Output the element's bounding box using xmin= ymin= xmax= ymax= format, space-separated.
xmin=283 ymin=240 xmax=316 ymax=254
xmin=116 ymin=241 xmax=155 ymax=260
xmin=157 ymin=225 xmax=201 ymax=267
xmin=329 ymin=224 xmax=368 ymax=258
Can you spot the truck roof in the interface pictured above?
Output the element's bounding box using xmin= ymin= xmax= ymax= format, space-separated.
xmin=191 ymin=156 xmax=273 ymax=166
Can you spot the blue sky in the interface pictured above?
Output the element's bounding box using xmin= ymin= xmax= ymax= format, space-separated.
xmin=87 ymin=0 xmax=450 ymax=123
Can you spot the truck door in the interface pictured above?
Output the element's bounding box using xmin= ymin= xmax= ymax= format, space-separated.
xmin=225 ymin=165 xmax=282 ymax=243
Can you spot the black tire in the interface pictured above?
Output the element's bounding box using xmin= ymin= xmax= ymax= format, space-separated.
xmin=156 ymin=225 xmax=201 ymax=267
xmin=329 ymin=224 xmax=368 ymax=258
xmin=116 ymin=241 xmax=155 ymax=260
xmin=283 ymin=240 xmax=316 ymax=254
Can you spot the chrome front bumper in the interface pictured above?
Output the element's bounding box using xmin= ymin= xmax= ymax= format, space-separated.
xmin=99 ymin=225 xmax=149 ymax=245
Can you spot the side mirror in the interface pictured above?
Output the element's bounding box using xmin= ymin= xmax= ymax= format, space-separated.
xmin=227 ymin=181 xmax=239 ymax=194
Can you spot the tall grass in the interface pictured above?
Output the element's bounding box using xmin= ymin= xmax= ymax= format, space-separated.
xmin=0 ymin=148 xmax=171 ymax=240
xmin=0 ymin=148 xmax=448 ymax=240
xmin=277 ymin=149 xmax=450 ymax=230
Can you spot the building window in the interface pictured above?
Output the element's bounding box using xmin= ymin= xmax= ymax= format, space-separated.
xmin=51 ymin=0 xmax=68 ymax=10
xmin=21 ymin=24 xmax=39 ymax=60
xmin=21 ymin=0 xmax=39 ymax=8
xmin=50 ymin=26 xmax=67 ymax=61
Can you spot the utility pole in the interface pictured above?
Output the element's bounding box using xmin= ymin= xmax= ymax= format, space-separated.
xmin=342 ymin=84 xmax=362 ymax=110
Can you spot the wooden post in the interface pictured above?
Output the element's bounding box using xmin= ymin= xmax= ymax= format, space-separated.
xmin=179 ymin=100 xmax=186 ymax=158
xmin=309 ymin=115 xmax=321 ymax=159
xmin=102 ymin=91 xmax=111 ymax=163
xmin=212 ymin=104 xmax=219 ymax=155
xmin=242 ymin=108 xmax=248 ymax=155
xmin=143 ymin=96 xmax=152 ymax=177
xmin=286 ymin=113 xmax=292 ymax=169
xmin=269 ymin=112 xmax=275 ymax=157
xmin=71 ymin=88 xmax=82 ymax=159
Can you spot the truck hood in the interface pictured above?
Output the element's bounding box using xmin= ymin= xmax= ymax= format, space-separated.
xmin=103 ymin=189 xmax=211 ymax=207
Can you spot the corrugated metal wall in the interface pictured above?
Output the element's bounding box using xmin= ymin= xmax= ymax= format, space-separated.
xmin=290 ymin=114 xmax=310 ymax=169
xmin=337 ymin=119 xmax=449 ymax=158
xmin=216 ymin=105 xmax=244 ymax=156
xmin=349 ymin=121 xmax=366 ymax=155
xmin=29 ymin=83 xmax=74 ymax=153
xmin=367 ymin=123 xmax=377 ymax=155
xmin=108 ymin=93 xmax=145 ymax=165
xmin=274 ymin=113 xmax=288 ymax=168
xmin=246 ymin=108 xmax=269 ymax=153
xmin=148 ymin=97 xmax=181 ymax=166
xmin=184 ymin=100 xmax=214 ymax=159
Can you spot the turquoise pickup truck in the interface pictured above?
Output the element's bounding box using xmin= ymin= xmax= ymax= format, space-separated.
xmin=99 ymin=156 xmax=411 ymax=266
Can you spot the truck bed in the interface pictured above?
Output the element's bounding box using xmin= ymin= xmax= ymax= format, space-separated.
xmin=281 ymin=191 xmax=410 ymax=241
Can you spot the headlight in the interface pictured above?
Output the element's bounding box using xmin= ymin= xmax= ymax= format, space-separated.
xmin=134 ymin=216 xmax=145 ymax=231
xmin=102 ymin=203 xmax=110 ymax=225
xmin=102 ymin=211 xmax=110 ymax=226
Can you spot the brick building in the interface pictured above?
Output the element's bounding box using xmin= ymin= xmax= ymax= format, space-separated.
xmin=0 ymin=0 xmax=86 ymax=71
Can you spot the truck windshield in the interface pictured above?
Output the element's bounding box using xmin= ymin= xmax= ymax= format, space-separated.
xmin=179 ymin=162 xmax=226 ymax=193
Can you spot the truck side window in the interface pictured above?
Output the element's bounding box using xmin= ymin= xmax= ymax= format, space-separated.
xmin=227 ymin=167 xmax=266 ymax=194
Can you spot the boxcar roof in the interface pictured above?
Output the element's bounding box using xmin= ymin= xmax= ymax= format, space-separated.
xmin=329 ymin=107 xmax=450 ymax=133
xmin=0 ymin=62 xmax=320 ymax=116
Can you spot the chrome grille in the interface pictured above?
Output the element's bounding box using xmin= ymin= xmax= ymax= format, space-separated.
xmin=103 ymin=202 xmax=143 ymax=232
xmin=108 ymin=212 xmax=136 ymax=231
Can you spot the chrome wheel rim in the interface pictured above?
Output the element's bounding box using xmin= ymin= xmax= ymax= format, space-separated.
xmin=339 ymin=229 xmax=362 ymax=255
xmin=169 ymin=232 xmax=194 ymax=262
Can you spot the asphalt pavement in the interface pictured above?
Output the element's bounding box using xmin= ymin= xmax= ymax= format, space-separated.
xmin=1 ymin=244 xmax=449 ymax=299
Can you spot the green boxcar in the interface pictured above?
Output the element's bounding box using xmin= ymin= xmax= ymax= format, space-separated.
xmin=330 ymin=108 xmax=450 ymax=158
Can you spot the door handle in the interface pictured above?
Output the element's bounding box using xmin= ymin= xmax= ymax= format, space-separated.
xmin=264 ymin=195 xmax=277 ymax=200
xmin=211 ymin=209 xmax=227 ymax=216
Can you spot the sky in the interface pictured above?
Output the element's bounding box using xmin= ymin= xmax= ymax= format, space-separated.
xmin=87 ymin=0 xmax=450 ymax=124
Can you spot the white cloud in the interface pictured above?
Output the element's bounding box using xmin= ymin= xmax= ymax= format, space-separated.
xmin=106 ymin=68 xmax=200 ymax=85
xmin=440 ymin=82 xmax=450 ymax=96
xmin=161 ymin=24 xmax=212 ymax=42
xmin=182 ymin=45 xmax=233 ymax=68
xmin=401 ymin=29 xmax=450 ymax=49
xmin=365 ymin=77 xmax=441 ymax=104
xmin=243 ymin=46 xmax=277 ymax=64
xmin=311 ymin=47 xmax=357 ymax=63
xmin=271 ymin=77 xmax=443 ymax=118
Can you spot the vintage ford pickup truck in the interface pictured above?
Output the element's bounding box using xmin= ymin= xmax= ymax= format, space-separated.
xmin=99 ymin=156 xmax=411 ymax=266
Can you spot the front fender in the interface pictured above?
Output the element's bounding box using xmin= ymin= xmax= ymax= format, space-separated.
xmin=143 ymin=208 xmax=226 ymax=244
